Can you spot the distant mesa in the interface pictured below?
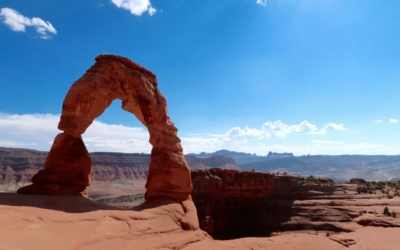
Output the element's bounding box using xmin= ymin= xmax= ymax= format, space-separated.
xmin=185 ymin=155 xmax=239 ymax=170
xmin=16 ymin=55 xmax=195 ymax=217
xmin=267 ymin=151 xmax=294 ymax=157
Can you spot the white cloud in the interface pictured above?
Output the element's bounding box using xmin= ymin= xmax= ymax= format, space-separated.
xmin=226 ymin=126 xmax=264 ymax=138
xmin=111 ymin=0 xmax=157 ymax=16
xmin=261 ymin=120 xmax=318 ymax=137
xmin=223 ymin=120 xmax=345 ymax=139
xmin=83 ymin=121 xmax=150 ymax=152
xmin=2 ymin=113 xmax=399 ymax=156
xmin=373 ymin=120 xmax=382 ymax=123
xmin=320 ymin=123 xmax=346 ymax=134
xmin=0 ymin=113 xmax=150 ymax=153
xmin=181 ymin=120 xmax=347 ymax=154
xmin=0 ymin=8 xmax=57 ymax=39
xmin=256 ymin=0 xmax=267 ymax=7
xmin=0 ymin=113 xmax=353 ymax=156
xmin=390 ymin=119 xmax=398 ymax=123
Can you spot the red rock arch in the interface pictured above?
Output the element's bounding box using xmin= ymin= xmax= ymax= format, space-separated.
xmin=18 ymin=55 xmax=192 ymax=201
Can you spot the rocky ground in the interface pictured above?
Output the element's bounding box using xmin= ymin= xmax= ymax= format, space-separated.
xmin=84 ymin=178 xmax=400 ymax=249
xmin=3 ymin=171 xmax=400 ymax=249
xmin=1 ymin=191 xmax=400 ymax=249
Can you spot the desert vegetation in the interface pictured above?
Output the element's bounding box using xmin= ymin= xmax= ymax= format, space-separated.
xmin=357 ymin=181 xmax=400 ymax=197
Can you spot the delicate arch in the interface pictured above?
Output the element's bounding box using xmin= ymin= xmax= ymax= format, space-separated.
xmin=18 ymin=55 xmax=192 ymax=201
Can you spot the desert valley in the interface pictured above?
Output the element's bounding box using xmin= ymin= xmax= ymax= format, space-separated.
xmin=3 ymin=141 xmax=400 ymax=249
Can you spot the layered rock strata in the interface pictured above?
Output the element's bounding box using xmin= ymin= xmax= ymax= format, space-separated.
xmin=191 ymin=168 xmax=335 ymax=239
xmin=0 ymin=147 xmax=239 ymax=192
xmin=17 ymin=55 xmax=193 ymax=203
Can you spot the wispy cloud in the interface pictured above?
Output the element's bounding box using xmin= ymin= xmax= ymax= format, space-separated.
xmin=390 ymin=119 xmax=398 ymax=123
xmin=0 ymin=8 xmax=57 ymax=39
xmin=181 ymin=121 xmax=347 ymax=154
xmin=111 ymin=0 xmax=157 ymax=16
xmin=226 ymin=120 xmax=345 ymax=139
xmin=256 ymin=0 xmax=267 ymax=7
xmin=320 ymin=123 xmax=346 ymax=134
xmin=373 ymin=120 xmax=382 ymax=123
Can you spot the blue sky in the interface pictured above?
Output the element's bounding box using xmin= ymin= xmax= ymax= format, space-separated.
xmin=1 ymin=0 xmax=400 ymax=155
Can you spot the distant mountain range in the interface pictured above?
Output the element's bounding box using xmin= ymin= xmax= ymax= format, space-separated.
xmin=239 ymin=154 xmax=400 ymax=181
xmin=188 ymin=150 xmax=293 ymax=165
xmin=189 ymin=150 xmax=400 ymax=182
xmin=2 ymin=147 xmax=400 ymax=192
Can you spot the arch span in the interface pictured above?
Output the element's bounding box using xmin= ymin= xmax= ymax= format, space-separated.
xmin=18 ymin=55 xmax=193 ymax=201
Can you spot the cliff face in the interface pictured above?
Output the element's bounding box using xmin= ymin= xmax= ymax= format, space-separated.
xmin=0 ymin=147 xmax=239 ymax=191
xmin=0 ymin=148 xmax=47 ymax=189
xmin=191 ymin=168 xmax=335 ymax=239
xmin=90 ymin=152 xmax=150 ymax=183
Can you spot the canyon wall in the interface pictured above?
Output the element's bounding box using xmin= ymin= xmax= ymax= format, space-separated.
xmin=191 ymin=168 xmax=335 ymax=239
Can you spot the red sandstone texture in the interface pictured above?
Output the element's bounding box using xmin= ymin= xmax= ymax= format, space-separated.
xmin=191 ymin=168 xmax=337 ymax=238
xmin=17 ymin=55 xmax=192 ymax=202
xmin=2 ymin=191 xmax=400 ymax=249
xmin=190 ymin=168 xmax=400 ymax=243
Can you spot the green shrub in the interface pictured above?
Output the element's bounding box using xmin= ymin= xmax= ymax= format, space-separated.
xmin=359 ymin=210 xmax=367 ymax=215
xmin=383 ymin=206 xmax=392 ymax=216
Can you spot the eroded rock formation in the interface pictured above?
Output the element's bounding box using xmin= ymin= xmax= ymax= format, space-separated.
xmin=191 ymin=168 xmax=336 ymax=239
xmin=17 ymin=55 xmax=193 ymax=203
xmin=350 ymin=178 xmax=367 ymax=185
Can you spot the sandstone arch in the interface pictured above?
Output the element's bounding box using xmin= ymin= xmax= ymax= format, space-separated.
xmin=18 ymin=55 xmax=193 ymax=202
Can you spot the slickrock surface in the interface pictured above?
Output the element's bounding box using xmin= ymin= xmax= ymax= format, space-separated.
xmin=2 ymin=193 xmax=400 ymax=249
xmin=16 ymin=55 xmax=192 ymax=201
xmin=0 ymin=194 xmax=202 ymax=250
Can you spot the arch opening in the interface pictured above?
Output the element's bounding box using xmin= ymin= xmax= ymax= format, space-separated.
xmin=83 ymin=99 xmax=151 ymax=154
